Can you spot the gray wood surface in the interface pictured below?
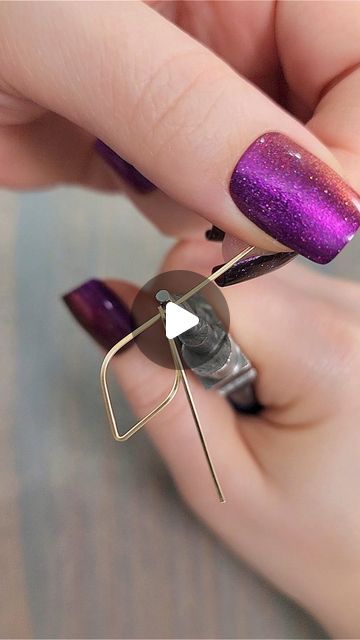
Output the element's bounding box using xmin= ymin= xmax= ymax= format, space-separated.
xmin=2 ymin=186 xmax=358 ymax=638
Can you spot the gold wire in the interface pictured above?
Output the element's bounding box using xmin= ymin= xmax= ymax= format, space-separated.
xmin=176 ymin=244 xmax=255 ymax=305
xmin=100 ymin=332 xmax=181 ymax=442
xmin=99 ymin=244 xmax=255 ymax=496
xmin=101 ymin=243 xmax=255 ymax=365
xmin=159 ymin=306 xmax=225 ymax=503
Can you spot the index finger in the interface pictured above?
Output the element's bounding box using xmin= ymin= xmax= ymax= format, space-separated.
xmin=0 ymin=1 xmax=359 ymax=263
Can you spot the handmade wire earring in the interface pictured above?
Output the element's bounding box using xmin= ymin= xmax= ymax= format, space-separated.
xmin=100 ymin=244 xmax=257 ymax=503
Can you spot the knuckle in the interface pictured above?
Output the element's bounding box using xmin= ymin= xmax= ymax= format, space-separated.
xmin=320 ymin=315 xmax=360 ymax=396
xmin=341 ymin=281 xmax=360 ymax=313
xmin=131 ymin=49 xmax=231 ymax=158
xmin=327 ymin=278 xmax=360 ymax=313
xmin=333 ymin=321 xmax=360 ymax=367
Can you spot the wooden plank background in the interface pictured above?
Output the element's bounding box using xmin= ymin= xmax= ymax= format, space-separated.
xmin=1 ymin=186 xmax=358 ymax=638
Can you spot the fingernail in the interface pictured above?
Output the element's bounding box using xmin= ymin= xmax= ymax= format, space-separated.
xmin=212 ymin=251 xmax=296 ymax=287
xmin=95 ymin=139 xmax=156 ymax=194
xmin=205 ymin=225 xmax=225 ymax=242
xmin=229 ymin=132 xmax=360 ymax=264
xmin=62 ymin=279 xmax=134 ymax=350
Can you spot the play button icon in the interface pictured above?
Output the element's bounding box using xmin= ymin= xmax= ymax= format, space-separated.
xmin=164 ymin=300 xmax=199 ymax=339
xmin=130 ymin=269 xmax=230 ymax=369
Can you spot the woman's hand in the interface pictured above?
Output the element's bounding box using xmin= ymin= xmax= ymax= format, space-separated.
xmin=0 ymin=1 xmax=360 ymax=257
xmin=4 ymin=3 xmax=360 ymax=632
xmin=64 ymin=240 xmax=360 ymax=638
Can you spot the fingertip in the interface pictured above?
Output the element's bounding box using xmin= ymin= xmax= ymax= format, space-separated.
xmin=161 ymin=238 xmax=221 ymax=275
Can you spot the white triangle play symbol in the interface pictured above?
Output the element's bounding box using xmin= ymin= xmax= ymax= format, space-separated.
xmin=165 ymin=301 xmax=199 ymax=340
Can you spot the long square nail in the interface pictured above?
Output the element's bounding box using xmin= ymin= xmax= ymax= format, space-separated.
xmin=212 ymin=251 xmax=296 ymax=287
xmin=229 ymin=132 xmax=360 ymax=264
xmin=63 ymin=279 xmax=134 ymax=351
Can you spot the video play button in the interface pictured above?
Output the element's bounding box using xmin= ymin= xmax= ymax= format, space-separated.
xmin=130 ymin=269 xmax=230 ymax=369
xmin=164 ymin=300 xmax=199 ymax=339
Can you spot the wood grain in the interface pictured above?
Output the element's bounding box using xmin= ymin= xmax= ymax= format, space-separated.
xmin=2 ymin=186 xmax=357 ymax=638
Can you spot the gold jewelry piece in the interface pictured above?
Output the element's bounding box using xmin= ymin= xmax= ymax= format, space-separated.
xmin=100 ymin=244 xmax=255 ymax=502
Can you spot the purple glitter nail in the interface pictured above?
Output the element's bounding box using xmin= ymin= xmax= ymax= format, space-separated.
xmin=95 ymin=139 xmax=156 ymax=194
xmin=212 ymin=251 xmax=296 ymax=287
xmin=229 ymin=132 xmax=360 ymax=264
xmin=63 ymin=279 xmax=134 ymax=351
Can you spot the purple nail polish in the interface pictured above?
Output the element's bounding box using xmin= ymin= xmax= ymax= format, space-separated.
xmin=229 ymin=132 xmax=360 ymax=264
xmin=95 ymin=139 xmax=156 ymax=194
xmin=63 ymin=279 xmax=134 ymax=351
xmin=212 ymin=251 xmax=296 ymax=287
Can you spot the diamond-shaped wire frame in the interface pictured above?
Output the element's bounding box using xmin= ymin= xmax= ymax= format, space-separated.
xmin=100 ymin=245 xmax=255 ymax=444
xmin=100 ymin=311 xmax=181 ymax=442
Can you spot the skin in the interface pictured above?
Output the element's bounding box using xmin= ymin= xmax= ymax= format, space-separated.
xmin=0 ymin=1 xmax=359 ymax=634
xmin=107 ymin=241 xmax=360 ymax=638
xmin=1 ymin=2 xmax=360 ymax=237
